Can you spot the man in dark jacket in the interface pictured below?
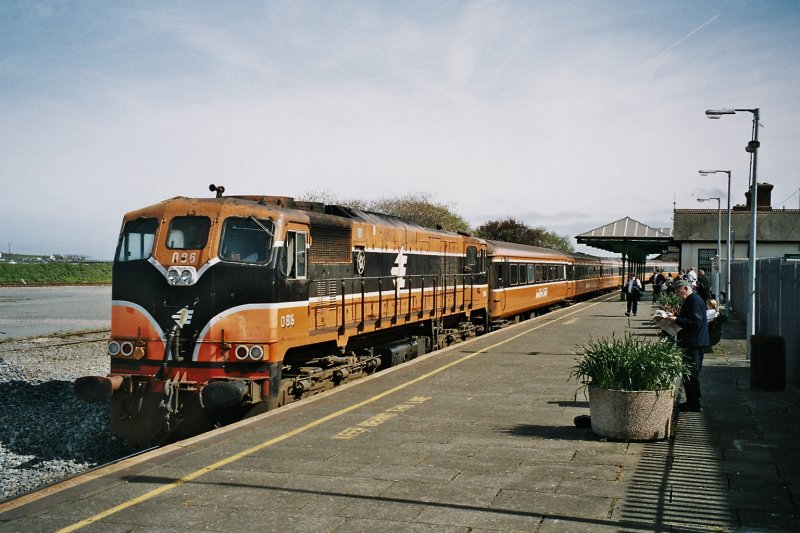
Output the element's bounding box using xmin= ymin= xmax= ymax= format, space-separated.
xmin=624 ymin=273 xmax=642 ymax=316
xmin=696 ymin=269 xmax=711 ymax=301
xmin=664 ymin=279 xmax=709 ymax=412
xmin=652 ymin=270 xmax=666 ymax=302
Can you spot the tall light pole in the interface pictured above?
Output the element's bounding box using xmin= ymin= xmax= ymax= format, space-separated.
xmin=696 ymin=197 xmax=721 ymax=301
xmin=706 ymin=108 xmax=760 ymax=358
xmin=699 ymin=170 xmax=732 ymax=307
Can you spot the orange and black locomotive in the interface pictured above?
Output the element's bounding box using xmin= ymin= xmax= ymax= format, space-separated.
xmin=76 ymin=187 xmax=490 ymax=445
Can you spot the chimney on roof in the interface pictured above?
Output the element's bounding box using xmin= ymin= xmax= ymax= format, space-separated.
xmin=743 ymin=182 xmax=773 ymax=211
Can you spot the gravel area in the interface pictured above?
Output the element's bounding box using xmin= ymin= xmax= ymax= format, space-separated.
xmin=0 ymin=331 xmax=141 ymax=502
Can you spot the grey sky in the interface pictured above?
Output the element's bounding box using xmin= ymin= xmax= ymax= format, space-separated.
xmin=1 ymin=1 xmax=798 ymax=259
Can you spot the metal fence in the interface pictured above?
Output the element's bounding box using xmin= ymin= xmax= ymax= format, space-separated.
xmin=730 ymin=258 xmax=800 ymax=385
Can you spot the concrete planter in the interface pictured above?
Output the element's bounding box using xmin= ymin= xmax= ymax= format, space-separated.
xmin=588 ymin=385 xmax=675 ymax=441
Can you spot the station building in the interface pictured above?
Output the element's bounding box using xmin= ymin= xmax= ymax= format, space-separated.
xmin=673 ymin=182 xmax=800 ymax=298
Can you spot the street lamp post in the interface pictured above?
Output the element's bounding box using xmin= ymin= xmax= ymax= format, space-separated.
xmin=696 ymin=197 xmax=721 ymax=301
xmin=699 ymin=170 xmax=732 ymax=307
xmin=705 ymin=108 xmax=760 ymax=359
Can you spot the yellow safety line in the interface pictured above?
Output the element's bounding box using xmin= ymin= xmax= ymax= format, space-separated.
xmin=58 ymin=300 xmax=600 ymax=532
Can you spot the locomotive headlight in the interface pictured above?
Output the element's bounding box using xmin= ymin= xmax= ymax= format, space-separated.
xmin=167 ymin=266 xmax=197 ymax=286
xmin=120 ymin=341 xmax=135 ymax=356
xmin=249 ymin=345 xmax=264 ymax=360
xmin=234 ymin=345 xmax=250 ymax=360
xmin=108 ymin=341 xmax=121 ymax=356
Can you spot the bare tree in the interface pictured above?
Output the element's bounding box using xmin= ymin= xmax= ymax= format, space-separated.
xmin=299 ymin=190 xmax=470 ymax=233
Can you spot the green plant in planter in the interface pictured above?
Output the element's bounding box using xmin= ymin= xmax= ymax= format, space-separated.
xmin=656 ymin=292 xmax=682 ymax=315
xmin=573 ymin=334 xmax=687 ymax=391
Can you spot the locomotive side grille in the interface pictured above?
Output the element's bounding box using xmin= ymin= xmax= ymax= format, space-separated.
xmin=309 ymin=225 xmax=352 ymax=263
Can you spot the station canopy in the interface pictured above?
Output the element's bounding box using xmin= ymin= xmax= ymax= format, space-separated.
xmin=576 ymin=217 xmax=672 ymax=263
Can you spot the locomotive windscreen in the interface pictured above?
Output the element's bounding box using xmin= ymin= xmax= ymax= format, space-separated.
xmin=166 ymin=216 xmax=211 ymax=250
xmin=219 ymin=217 xmax=274 ymax=263
xmin=117 ymin=218 xmax=157 ymax=262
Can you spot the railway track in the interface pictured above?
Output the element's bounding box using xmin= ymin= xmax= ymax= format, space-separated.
xmin=0 ymin=329 xmax=140 ymax=502
xmin=0 ymin=329 xmax=110 ymax=353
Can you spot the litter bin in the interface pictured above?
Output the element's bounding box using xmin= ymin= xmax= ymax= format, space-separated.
xmin=750 ymin=335 xmax=785 ymax=390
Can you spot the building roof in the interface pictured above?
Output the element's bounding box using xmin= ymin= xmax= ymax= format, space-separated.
xmin=576 ymin=217 xmax=672 ymax=261
xmin=673 ymin=209 xmax=800 ymax=242
xmin=578 ymin=217 xmax=671 ymax=239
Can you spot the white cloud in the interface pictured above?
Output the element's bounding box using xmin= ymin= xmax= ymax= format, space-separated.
xmin=1 ymin=1 xmax=799 ymax=259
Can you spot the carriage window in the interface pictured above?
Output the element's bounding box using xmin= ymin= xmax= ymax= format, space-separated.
xmin=510 ymin=264 xmax=518 ymax=285
xmin=519 ymin=264 xmax=527 ymax=284
xmin=220 ymin=217 xmax=274 ymax=264
xmin=282 ymin=231 xmax=307 ymax=279
xmin=117 ymin=218 xmax=157 ymax=262
xmin=166 ymin=216 xmax=210 ymax=250
xmin=535 ymin=264 xmax=544 ymax=283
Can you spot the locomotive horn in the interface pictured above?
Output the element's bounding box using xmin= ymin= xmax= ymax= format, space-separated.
xmin=75 ymin=375 xmax=125 ymax=403
xmin=209 ymin=184 xmax=226 ymax=198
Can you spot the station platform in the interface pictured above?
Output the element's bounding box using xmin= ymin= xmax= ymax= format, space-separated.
xmin=1 ymin=293 xmax=798 ymax=532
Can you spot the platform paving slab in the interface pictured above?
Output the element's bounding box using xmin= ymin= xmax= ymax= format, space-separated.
xmin=2 ymin=295 xmax=799 ymax=532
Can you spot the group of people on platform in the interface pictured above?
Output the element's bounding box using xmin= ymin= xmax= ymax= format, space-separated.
xmin=622 ymin=266 xmax=719 ymax=413
xmin=623 ymin=266 xmax=713 ymax=307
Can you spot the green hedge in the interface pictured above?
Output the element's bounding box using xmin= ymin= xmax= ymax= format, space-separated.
xmin=0 ymin=262 xmax=112 ymax=285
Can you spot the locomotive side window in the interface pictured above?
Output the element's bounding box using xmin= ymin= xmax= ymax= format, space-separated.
xmin=282 ymin=231 xmax=308 ymax=279
xmin=167 ymin=216 xmax=210 ymax=250
xmin=220 ymin=217 xmax=274 ymax=263
xmin=465 ymin=246 xmax=478 ymax=272
xmin=117 ymin=218 xmax=157 ymax=262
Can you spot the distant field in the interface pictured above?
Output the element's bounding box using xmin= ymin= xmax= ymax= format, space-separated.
xmin=0 ymin=262 xmax=112 ymax=285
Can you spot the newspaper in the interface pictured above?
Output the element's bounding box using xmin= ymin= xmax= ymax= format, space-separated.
xmin=652 ymin=309 xmax=681 ymax=337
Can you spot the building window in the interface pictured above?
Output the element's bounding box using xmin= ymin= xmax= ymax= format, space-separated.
xmin=698 ymin=248 xmax=716 ymax=274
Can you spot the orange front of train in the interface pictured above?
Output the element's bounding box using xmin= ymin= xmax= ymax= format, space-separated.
xmin=75 ymin=193 xmax=308 ymax=445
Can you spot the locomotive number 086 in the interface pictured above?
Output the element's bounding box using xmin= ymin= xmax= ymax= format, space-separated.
xmin=280 ymin=314 xmax=296 ymax=328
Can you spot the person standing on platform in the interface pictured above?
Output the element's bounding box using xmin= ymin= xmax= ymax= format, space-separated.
xmin=652 ymin=270 xmax=666 ymax=302
xmin=686 ymin=267 xmax=697 ymax=287
xmin=664 ymin=279 xmax=709 ymax=412
xmin=696 ymin=269 xmax=711 ymax=302
xmin=624 ymin=273 xmax=642 ymax=317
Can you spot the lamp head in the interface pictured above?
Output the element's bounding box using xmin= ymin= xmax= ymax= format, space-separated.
xmin=699 ymin=169 xmax=731 ymax=177
xmin=706 ymin=109 xmax=736 ymax=118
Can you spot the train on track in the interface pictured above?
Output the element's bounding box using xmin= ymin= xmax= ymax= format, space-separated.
xmin=75 ymin=186 xmax=622 ymax=446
